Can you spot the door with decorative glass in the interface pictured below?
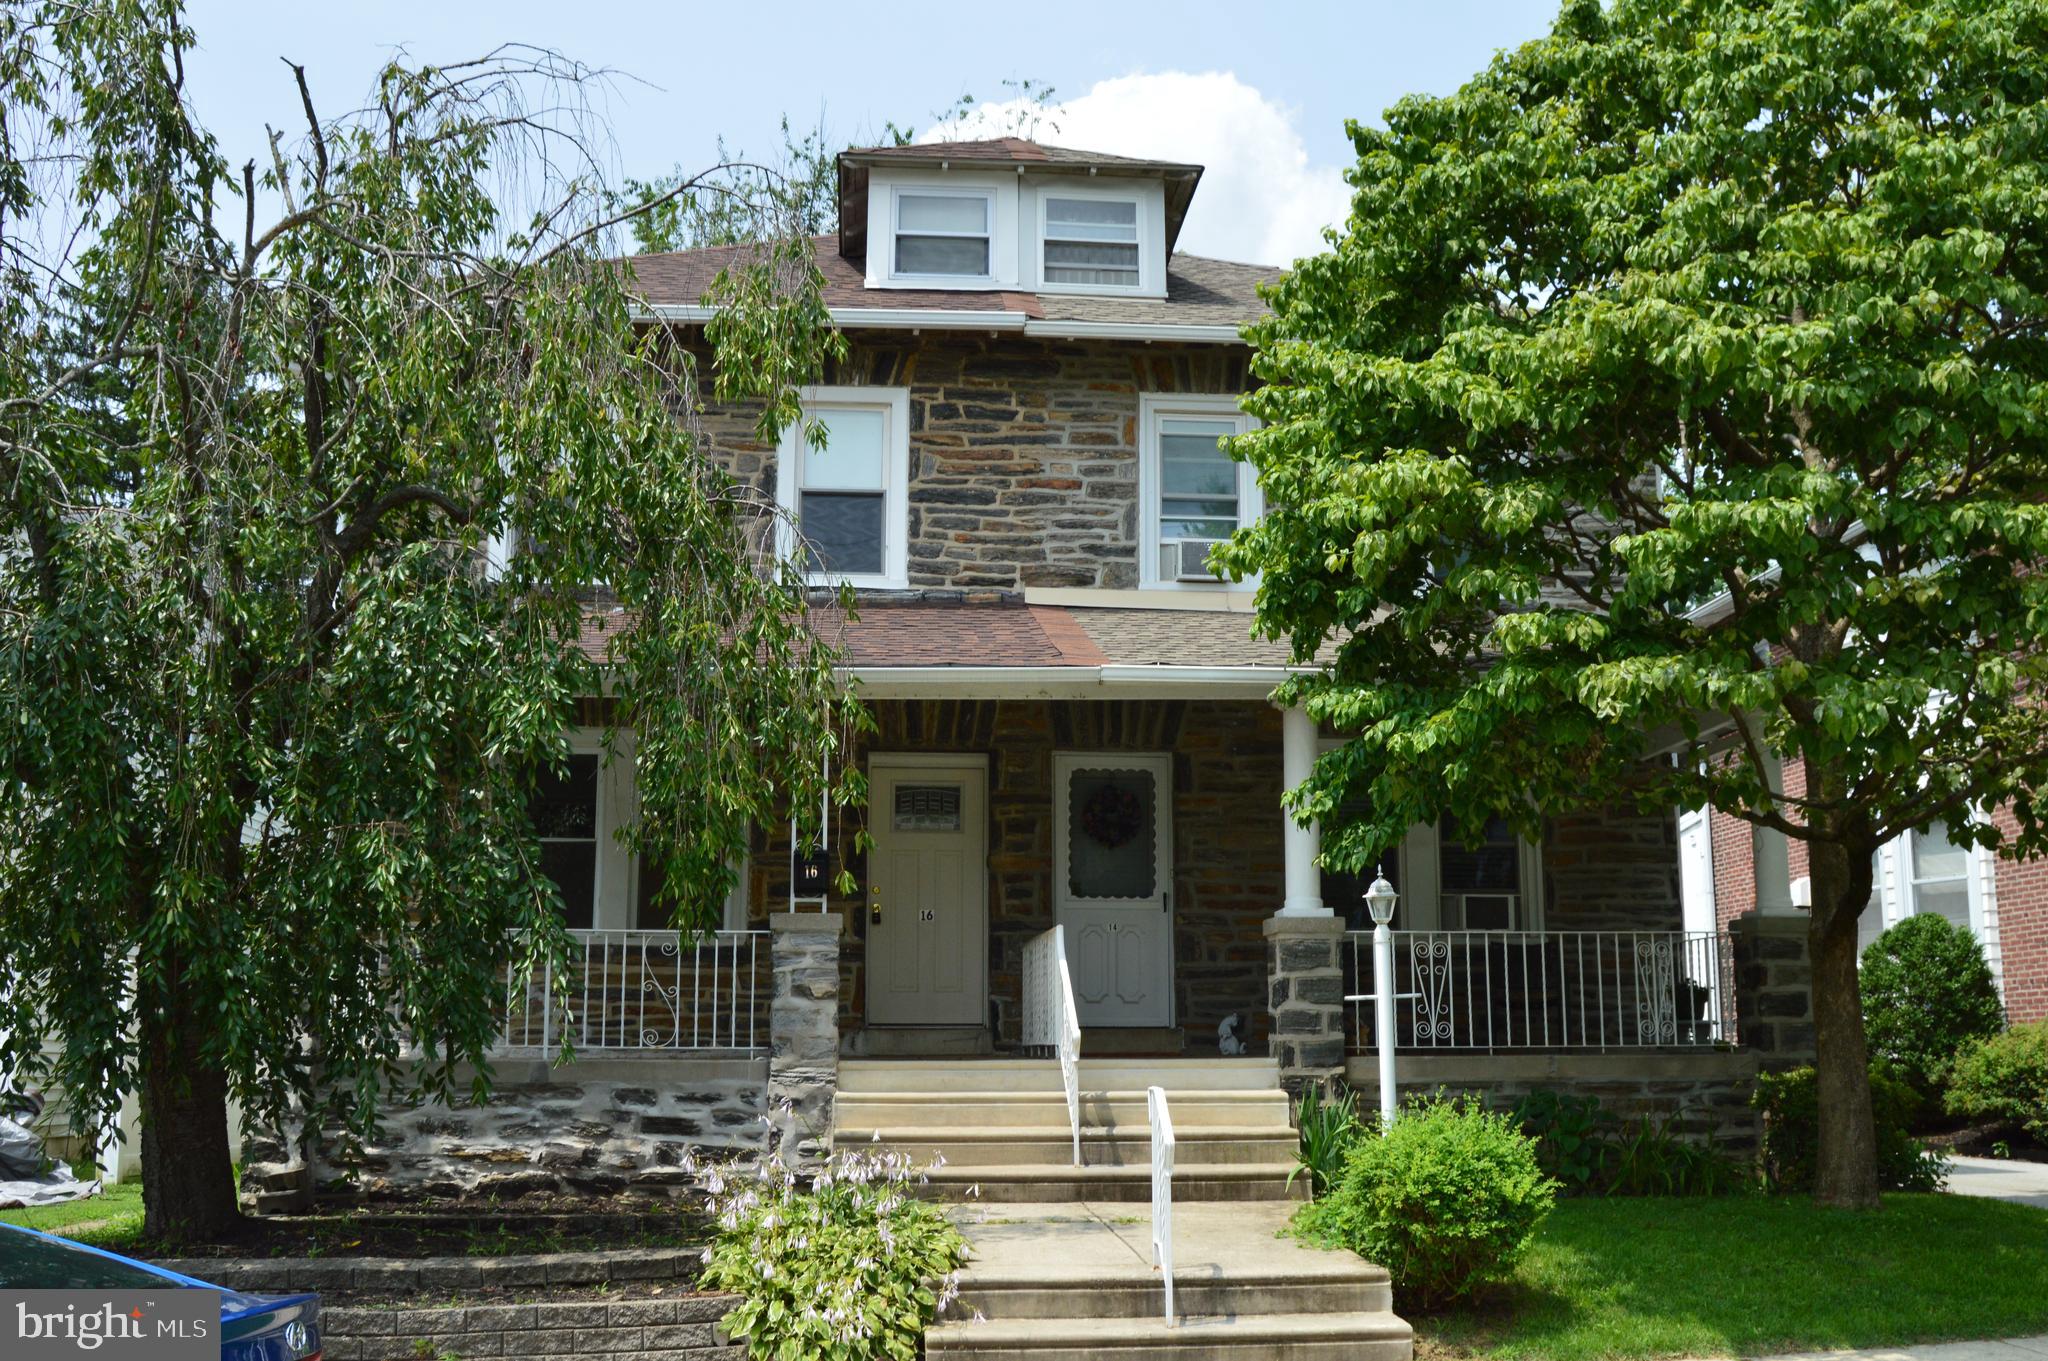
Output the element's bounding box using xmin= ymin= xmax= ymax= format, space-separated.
xmin=866 ymin=756 xmax=989 ymax=1027
xmin=1053 ymin=752 xmax=1174 ymax=1028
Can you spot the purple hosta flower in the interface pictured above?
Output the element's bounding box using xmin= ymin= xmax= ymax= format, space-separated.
xmin=965 ymin=1182 xmax=981 ymax=1199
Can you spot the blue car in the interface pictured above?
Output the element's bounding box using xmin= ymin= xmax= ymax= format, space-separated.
xmin=0 ymin=1220 xmax=321 ymax=1358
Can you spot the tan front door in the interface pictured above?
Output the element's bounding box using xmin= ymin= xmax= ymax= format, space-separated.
xmin=866 ymin=756 xmax=989 ymax=1027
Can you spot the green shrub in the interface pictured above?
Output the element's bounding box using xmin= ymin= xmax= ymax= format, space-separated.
xmin=1307 ymin=1096 xmax=1554 ymax=1308
xmin=1753 ymin=1064 xmax=1949 ymax=1194
xmin=1605 ymin=1114 xmax=1749 ymax=1197
xmin=1860 ymin=913 xmax=2004 ymax=1107
xmin=697 ymin=1144 xmax=968 ymax=1361
xmin=1946 ymin=1022 xmax=2048 ymax=1146
xmin=1510 ymin=1090 xmax=1611 ymax=1195
xmin=1290 ymin=1080 xmax=1369 ymax=1198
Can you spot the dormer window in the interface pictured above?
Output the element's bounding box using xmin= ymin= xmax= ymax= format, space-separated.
xmin=1043 ymin=196 xmax=1140 ymax=289
xmin=892 ymin=190 xmax=993 ymax=279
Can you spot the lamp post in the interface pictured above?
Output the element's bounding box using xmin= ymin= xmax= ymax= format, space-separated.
xmin=1364 ymin=873 xmax=1400 ymax=1129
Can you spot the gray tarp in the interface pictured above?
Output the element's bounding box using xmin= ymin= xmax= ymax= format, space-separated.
xmin=0 ymin=1089 xmax=102 ymax=1210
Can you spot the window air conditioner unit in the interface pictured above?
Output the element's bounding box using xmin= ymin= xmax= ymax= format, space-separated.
xmin=1162 ymin=538 xmax=1226 ymax=583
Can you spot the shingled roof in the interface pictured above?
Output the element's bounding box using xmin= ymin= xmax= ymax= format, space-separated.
xmin=625 ymin=236 xmax=1273 ymax=332
xmin=580 ymin=597 xmax=1318 ymax=672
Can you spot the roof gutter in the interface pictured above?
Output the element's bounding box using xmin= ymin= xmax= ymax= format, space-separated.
xmin=632 ymin=304 xmax=1246 ymax=345
xmin=843 ymin=663 xmax=1305 ymax=700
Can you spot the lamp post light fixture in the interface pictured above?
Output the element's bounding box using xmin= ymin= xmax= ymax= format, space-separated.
xmin=1364 ymin=872 xmax=1400 ymax=1128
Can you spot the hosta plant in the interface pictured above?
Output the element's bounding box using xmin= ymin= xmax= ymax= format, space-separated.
xmin=695 ymin=1141 xmax=970 ymax=1361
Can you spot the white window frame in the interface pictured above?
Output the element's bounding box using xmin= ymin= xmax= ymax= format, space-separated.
xmin=888 ymin=185 xmax=997 ymax=286
xmin=1036 ymin=187 xmax=1144 ymax=295
xmin=774 ymin=385 xmax=911 ymax=590
xmin=1137 ymin=393 xmax=1262 ymax=591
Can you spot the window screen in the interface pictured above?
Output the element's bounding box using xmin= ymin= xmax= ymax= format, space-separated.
xmin=1045 ymin=197 xmax=1139 ymax=287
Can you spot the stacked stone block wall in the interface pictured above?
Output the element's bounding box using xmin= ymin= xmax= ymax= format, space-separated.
xmin=1728 ymin=912 xmax=1816 ymax=1068
xmin=688 ymin=334 xmax=1252 ymax=590
xmin=1266 ymin=916 xmax=1347 ymax=1095
xmin=262 ymin=1057 xmax=768 ymax=1203
xmin=1345 ymin=1052 xmax=1761 ymax=1151
xmin=321 ymin=1297 xmax=739 ymax=1361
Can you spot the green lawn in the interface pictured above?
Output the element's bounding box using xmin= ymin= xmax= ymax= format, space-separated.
xmin=0 ymin=1182 xmax=145 ymax=1246
xmin=1412 ymin=1195 xmax=2048 ymax=1361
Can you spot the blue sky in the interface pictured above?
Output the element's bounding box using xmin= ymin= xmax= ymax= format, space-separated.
xmin=179 ymin=0 xmax=1560 ymax=265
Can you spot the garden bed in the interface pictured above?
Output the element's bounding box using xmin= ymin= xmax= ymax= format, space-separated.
xmin=1406 ymin=1194 xmax=2048 ymax=1361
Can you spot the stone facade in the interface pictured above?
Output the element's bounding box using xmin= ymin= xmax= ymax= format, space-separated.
xmin=1265 ymin=916 xmax=1348 ymax=1096
xmin=274 ymin=1056 xmax=768 ymax=1202
xmin=1728 ymin=911 xmax=1817 ymax=1069
xmin=766 ymin=911 xmax=843 ymax=1167
xmin=1345 ymin=1051 xmax=1763 ymax=1151
xmin=690 ymin=333 xmax=1254 ymax=590
xmin=747 ymin=698 xmax=1289 ymax=1052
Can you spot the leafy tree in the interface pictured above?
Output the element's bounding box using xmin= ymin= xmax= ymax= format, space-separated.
xmin=1227 ymin=0 xmax=2048 ymax=1208
xmin=0 ymin=3 xmax=858 ymax=1241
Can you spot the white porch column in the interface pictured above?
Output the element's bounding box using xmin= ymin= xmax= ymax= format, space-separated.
xmin=1751 ymin=751 xmax=1800 ymax=916
xmin=1277 ymin=705 xmax=1331 ymax=918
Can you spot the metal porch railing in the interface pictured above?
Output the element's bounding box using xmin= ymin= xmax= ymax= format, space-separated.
xmin=1342 ymin=929 xmax=1735 ymax=1053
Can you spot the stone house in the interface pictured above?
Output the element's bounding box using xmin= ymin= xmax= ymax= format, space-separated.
xmin=248 ymin=138 xmax=1807 ymax=1208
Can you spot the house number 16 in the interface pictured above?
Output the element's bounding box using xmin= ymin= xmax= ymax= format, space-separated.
xmin=919 ymin=909 xmax=936 ymax=923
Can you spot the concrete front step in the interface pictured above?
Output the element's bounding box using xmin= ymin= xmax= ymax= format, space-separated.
xmin=838 ymin=1057 xmax=1283 ymax=1094
xmin=918 ymin=1162 xmax=1305 ymax=1203
xmin=842 ymin=1124 xmax=1298 ymax=1168
xmin=923 ymin=1310 xmax=1413 ymax=1360
xmin=957 ymin=1263 xmax=1391 ymax=1321
xmin=836 ymin=1090 xmax=1292 ymax=1131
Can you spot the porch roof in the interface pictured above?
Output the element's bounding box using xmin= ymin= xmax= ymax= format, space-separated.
xmin=579 ymin=597 xmax=1324 ymax=697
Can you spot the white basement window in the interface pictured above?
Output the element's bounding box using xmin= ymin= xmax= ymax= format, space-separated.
xmin=894 ymin=191 xmax=992 ymax=278
xmin=1139 ymin=395 xmax=1259 ymax=587
xmin=776 ymin=387 xmax=911 ymax=589
xmin=1043 ymin=196 xmax=1139 ymax=288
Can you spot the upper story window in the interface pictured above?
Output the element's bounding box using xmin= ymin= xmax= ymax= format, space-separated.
xmin=1043 ymin=196 xmax=1139 ymax=289
xmin=1138 ymin=394 xmax=1260 ymax=588
xmin=775 ymin=386 xmax=911 ymax=589
xmin=893 ymin=190 xmax=993 ymax=279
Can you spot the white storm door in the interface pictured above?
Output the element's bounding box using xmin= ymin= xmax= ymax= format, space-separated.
xmin=866 ymin=758 xmax=988 ymax=1027
xmin=1053 ymin=752 xmax=1173 ymax=1028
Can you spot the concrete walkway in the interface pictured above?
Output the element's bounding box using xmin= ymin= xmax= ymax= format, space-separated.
xmin=1753 ymin=1339 xmax=2048 ymax=1361
xmin=1945 ymin=1156 xmax=2048 ymax=1209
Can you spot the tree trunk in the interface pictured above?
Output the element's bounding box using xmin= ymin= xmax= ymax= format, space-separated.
xmin=1806 ymin=837 xmax=1881 ymax=1209
xmin=139 ymin=960 xmax=245 ymax=1244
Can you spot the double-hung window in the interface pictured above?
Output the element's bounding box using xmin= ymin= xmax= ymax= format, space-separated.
xmin=776 ymin=387 xmax=910 ymax=589
xmin=1043 ymin=196 xmax=1139 ymax=288
xmin=893 ymin=191 xmax=992 ymax=279
xmin=1139 ymin=394 xmax=1259 ymax=587
xmin=533 ymin=751 xmax=602 ymax=930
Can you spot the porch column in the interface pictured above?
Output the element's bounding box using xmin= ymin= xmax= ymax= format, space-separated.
xmin=768 ymin=910 xmax=844 ymax=1169
xmin=1264 ymin=914 xmax=1347 ymax=1097
xmin=1277 ymin=704 xmax=1331 ymax=918
xmin=1751 ymin=752 xmax=1799 ymax=916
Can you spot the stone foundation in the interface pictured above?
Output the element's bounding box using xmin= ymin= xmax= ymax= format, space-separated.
xmin=1345 ymin=1051 xmax=1762 ymax=1151
xmin=1265 ymin=915 xmax=1347 ymax=1096
xmin=258 ymin=1056 xmax=767 ymax=1203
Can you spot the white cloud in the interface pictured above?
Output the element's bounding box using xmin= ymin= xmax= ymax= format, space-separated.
xmin=922 ymin=71 xmax=1350 ymax=267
